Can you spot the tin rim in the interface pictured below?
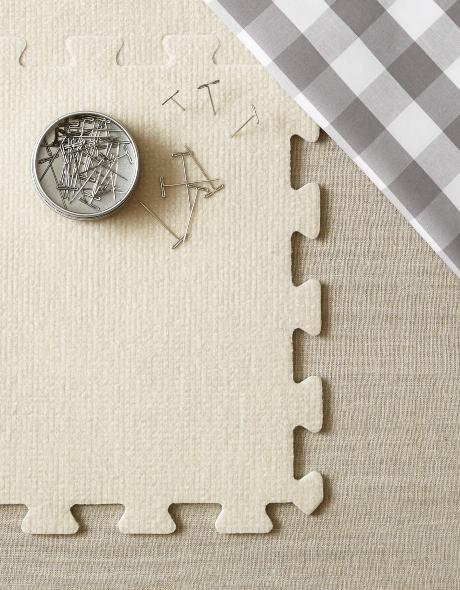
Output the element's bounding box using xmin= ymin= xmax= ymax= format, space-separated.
xmin=31 ymin=111 xmax=140 ymax=220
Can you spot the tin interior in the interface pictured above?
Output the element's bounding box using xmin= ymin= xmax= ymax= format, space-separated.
xmin=33 ymin=112 xmax=139 ymax=219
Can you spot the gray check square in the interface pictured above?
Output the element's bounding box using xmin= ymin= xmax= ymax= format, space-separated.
xmin=447 ymin=0 xmax=460 ymax=26
xmin=418 ymin=13 xmax=460 ymax=69
xmin=361 ymin=131 xmax=412 ymax=185
xmin=434 ymin=0 xmax=457 ymax=8
xmin=267 ymin=61 xmax=302 ymax=97
xmin=304 ymin=9 xmax=357 ymax=63
xmin=416 ymin=194 xmax=460 ymax=248
xmin=331 ymin=0 xmax=384 ymax=36
xmin=417 ymin=133 xmax=460 ymax=189
xmin=303 ymin=67 xmax=356 ymax=122
xmin=388 ymin=43 xmax=443 ymax=99
xmin=274 ymin=35 xmax=329 ymax=91
xmin=389 ymin=161 xmax=441 ymax=216
xmin=333 ymin=98 xmax=385 ymax=153
xmin=218 ymin=0 xmax=271 ymax=28
xmin=361 ymin=12 xmax=413 ymax=67
xmin=445 ymin=117 xmax=460 ymax=149
xmin=246 ymin=4 xmax=302 ymax=59
xmin=360 ymin=71 xmax=412 ymax=127
xmin=444 ymin=234 xmax=460 ymax=270
xmin=417 ymin=74 xmax=460 ymax=129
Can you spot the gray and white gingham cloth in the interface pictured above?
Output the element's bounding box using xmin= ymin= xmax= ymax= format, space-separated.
xmin=204 ymin=0 xmax=460 ymax=277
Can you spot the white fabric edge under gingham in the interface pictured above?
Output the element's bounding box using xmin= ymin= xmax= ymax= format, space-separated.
xmin=237 ymin=30 xmax=272 ymax=66
xmin=387 ymin=0 xmax=444 ymax=40
xmin=274 ymin=0 xmax=329 ymax=33
xmin=433 ymin=246 xmax=460 ymax=277
xmin=294 ymin=93 xmax=329 ymax=130
xmin=411 ymin=218 xmax=443 ymax=253
xmin=354 ymin=156 xmax=387 ymax=191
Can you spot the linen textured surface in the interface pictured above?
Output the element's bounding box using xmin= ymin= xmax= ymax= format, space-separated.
xmin=204 ymin=0 xmax=460 ymax=277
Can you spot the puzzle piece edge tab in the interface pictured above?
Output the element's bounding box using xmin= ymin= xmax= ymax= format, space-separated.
xmin=162 ymin=34 xmax=220 ymax=67
xmin=65 ymin=36 xmax=123 ymax=68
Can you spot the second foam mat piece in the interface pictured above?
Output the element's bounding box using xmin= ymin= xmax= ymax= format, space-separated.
xmin=0 ymin=27 xmax=323 ymax=534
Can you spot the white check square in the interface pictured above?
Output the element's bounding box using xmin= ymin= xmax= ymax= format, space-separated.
xmin=274 ymin=0 xmax=329 ymax=32
xmin=331 ymin=38 xmax=385 ymax=95
xmin=387 ymin=0 xmax=444 ymax=40
xmin=445 ymin=56 xmax=460 ymax=90
xmin=444 ymin=173 xmax=460 ymax=210
xmin=387 ymin=102 xmax=442 ymax=158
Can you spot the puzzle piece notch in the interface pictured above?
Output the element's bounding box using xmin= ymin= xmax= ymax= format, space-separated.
xmin=288 ymin=121 xmax=320 ymax=144
xmin=215 ymin=504 xmax=273 ymax=534
xmin=289 ymin=375 xmax=323 ymax=432
xmin=162 ymin=34 xmax=220 ymax=67
xmin=118 ymin=504 xmax=176 ymax=534
xmin=289 ymin=182 xmax=321 ymax=239
xmin=65 ymin=37 xmax=123 ymax=68
xmin=22 ymin=503 xmax=78 ymax=535
xmin=293 ymin=279 xmax=322 ymax=336
xmin=0 ymin=37 xmax=26 ymax=67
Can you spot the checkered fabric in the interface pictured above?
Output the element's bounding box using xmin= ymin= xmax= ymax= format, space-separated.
xmin=204 ymin=0 xmax=460 ymax=277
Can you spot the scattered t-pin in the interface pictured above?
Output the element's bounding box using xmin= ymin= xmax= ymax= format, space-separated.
xmin=172 ymin=150 xmax=193 ymax=209
xmin=161 ymin=90 xmax=186 ymax=112
xmin=197 ymin=80 xmax=220 ymax=115
xmin=138 ymin=201 xmax=182 ymax=243
xmin=160 ymin=176 xmax=221 ymax=198
xmin=230 ymin=104 xmax=259 ymax=138
xmin=172 ymin=186 xmax=207 ymax=249
xmin=184 ymin=144 xmax=224 ymax=198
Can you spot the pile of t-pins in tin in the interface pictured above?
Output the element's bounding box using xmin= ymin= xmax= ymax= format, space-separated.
xmin=38 ymin=115 xmax=134 ymax=212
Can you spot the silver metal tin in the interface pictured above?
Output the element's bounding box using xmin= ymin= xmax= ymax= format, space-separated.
xmin=31 ymin=111 xmax=139 ymax=220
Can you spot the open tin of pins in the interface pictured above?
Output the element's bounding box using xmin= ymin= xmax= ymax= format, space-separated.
xmin=31 ymin=111 xmax=139 ymax=220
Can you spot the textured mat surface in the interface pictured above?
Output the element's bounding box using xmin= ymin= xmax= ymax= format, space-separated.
xmin=0 ymin=0 xmax=321 ymax=535
xmin=0 ymin=133 xmax=458 ymax=590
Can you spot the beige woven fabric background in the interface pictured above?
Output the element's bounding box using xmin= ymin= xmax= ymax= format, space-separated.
xmin=0 ymin=134 xmax=458 ymax=589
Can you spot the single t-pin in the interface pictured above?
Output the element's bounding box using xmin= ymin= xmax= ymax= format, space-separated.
xmin=197 ymin=80 xmax=220 ymax=115
xmin=172 ymin=150 xmax=193 ymax=209
xmin=161 ymin=90 xmax=186 ymax=111
xmin=230 ymin=104 xmax=260 ymax=138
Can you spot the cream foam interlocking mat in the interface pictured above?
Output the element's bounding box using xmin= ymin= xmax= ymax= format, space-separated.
xmin=0 ymin=1 xmax=323 ymax=534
